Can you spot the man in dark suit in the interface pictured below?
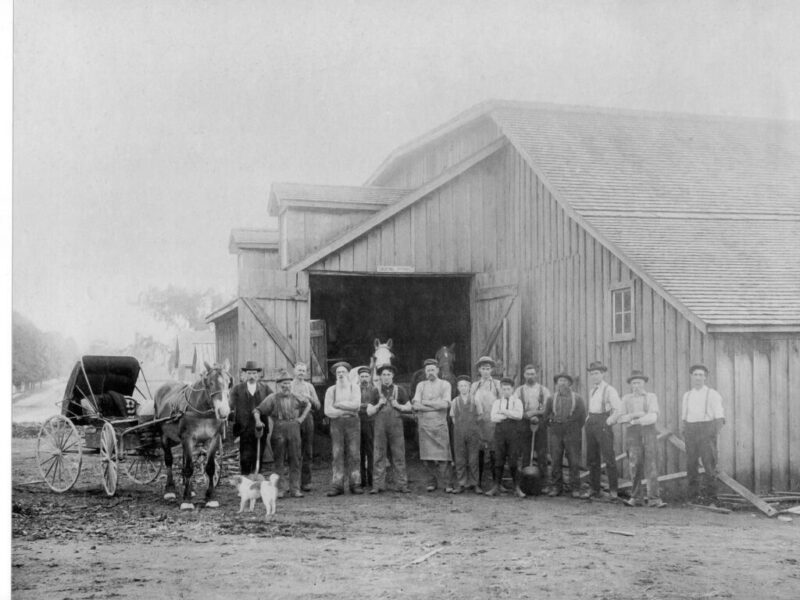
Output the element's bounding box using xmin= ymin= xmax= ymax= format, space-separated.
xmin=229 ymin=360 xmax=273 ymax=476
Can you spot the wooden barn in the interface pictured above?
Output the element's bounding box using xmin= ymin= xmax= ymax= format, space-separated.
xmin=208 ymin=100 xmax=800 ymax=493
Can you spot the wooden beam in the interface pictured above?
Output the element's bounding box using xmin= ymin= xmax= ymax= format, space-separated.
xmin=242 ymin=297 xmax=299 ymax=365
xmin=655 ymin=424 xmax=779 ymax=517
xmin=476 ymin=284 xmax=518 ymax=302
xmin=480 ymin=295 xmax=517 ymax=357
xmin=254 ymin=286 xmax=310 ymax=302
xmin=291 ymin=138 xmax=508 ymax=271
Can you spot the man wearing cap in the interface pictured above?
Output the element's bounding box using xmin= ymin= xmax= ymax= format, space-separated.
xmin=291 ymin=361 xmax=320 ymax=492
xmin=618 ymin=370 xmax=665 ymax=508
xmin=324 ymin=362 xmax=363 ymax=496
xmin=412 ymin=359 xmax=454 ymax=492
xmin=582 ymin=361 xmax=623 ymax=500
xmin=450 ymin=375 xmax=482 ymax=493
xmin=470 ymin=356 xmax=501 ymax=494
xmin=543 ymin=373 xmax=586 ymax=497
xmin=487 ymin=377 xmax=526 ymax=497
xmin=357 ymin=366 xmax=375 ymax=490
xmin=229 ymin=361 xmax=273 ymax=476
xmin=680 ymin=364 xmax=725 ymax=503
xmin=253 ymin=368 xmax=311 ymax=498
xmin=513 ymin=365 xmax=552 ymax=489
xmin=366 ymin=363 xmax=412 ymax=494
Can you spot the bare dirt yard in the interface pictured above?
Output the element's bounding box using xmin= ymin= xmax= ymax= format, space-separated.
xmin=12 ymin=429 xmax=800 ymax=600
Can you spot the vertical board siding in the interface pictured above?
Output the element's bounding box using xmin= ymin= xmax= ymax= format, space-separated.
xmin=789 ymin=340 xmax=800 ymax=490
xmin=771 ymin=339 xmax=789 ymax=491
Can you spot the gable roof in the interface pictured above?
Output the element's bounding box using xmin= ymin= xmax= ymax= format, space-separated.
xmin=268 ymin=183 xmax=410 ymax=216
xmin=229 ymin=228 xmax=279 ymax=254
xmin=300 ymin=101 xmax=800 ymax=329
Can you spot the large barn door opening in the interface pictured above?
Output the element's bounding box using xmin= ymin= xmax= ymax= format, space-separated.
xmin=471 ymin=269 xmax=521 ymax=382
xmin=239 ymin=270 xmax=310 ymax=377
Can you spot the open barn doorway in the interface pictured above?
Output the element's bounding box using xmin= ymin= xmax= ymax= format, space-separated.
xmin=309 ymin=274 xmax=472 ymax=387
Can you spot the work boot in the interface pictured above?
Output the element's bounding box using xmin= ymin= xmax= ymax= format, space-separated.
xmin=547 ymin=487 xmax=561 ymax=497
xmin=350 ymin=486 xmax=364 ymax=495
xmin=514 ymin=486 xmax=527 ymax=499
xmin=301 ymin=484 xmax=312 ymax=492
xmin=368 ymin=487 xmax=382 ymax=495
xmin=326 ymin=488 xmax=344 ymax=497
xmin=474 ymin=486 xmax=484 ymax=495
xmin=485 ymin=485 xmax=499 ymax=497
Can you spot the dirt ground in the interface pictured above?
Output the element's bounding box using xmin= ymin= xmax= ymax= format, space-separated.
xmin=12 ymin=431 xmax=800 ymax=600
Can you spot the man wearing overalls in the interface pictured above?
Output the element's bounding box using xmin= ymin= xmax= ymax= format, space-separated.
xmin=470 ymin=356 xmax=501 ymax=494
xmin=581 ymin=361 xmax=623 ymax=500
xmin=680 ymin=364 xmax=725 ymax=503
xmin=544 ymin=372 xmax=586 ymax=497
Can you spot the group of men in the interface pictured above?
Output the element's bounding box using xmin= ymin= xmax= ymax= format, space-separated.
xmin=229 ymin=355 xmax=725 ymax=505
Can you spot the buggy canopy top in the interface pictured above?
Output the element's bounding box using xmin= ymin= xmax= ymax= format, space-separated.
xmin=61 ymin=355 xmax=142 ymax=417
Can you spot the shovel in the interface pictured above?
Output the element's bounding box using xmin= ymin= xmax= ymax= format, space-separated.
xmin=520 ymin=421 xmax=542 ymax=496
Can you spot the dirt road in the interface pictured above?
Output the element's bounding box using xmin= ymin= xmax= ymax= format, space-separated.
xmin=12 ymin=436 xmax=800 ymax=599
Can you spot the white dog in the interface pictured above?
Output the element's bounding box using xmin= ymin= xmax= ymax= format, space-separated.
xmin=260 ymin=473 xmax=280 ymax=520
xmin=234 ymin=473 xmax=280 ymax=520
xmin=234 ymin=474 xmax=265 ymax=513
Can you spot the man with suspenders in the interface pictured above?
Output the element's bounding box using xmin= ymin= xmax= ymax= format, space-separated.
xmin=324 ymin=362 xmax=363 ymax=496
xmin=470 ymin=356 xmax=501 ymax=494
xmin=513 ymin=365 xmax=551 ymax=489
xmin=544 ymin=372 xmax=586 ymax=497
xmin=680 ymin=364 xmax=725 ymax=503
xmin=581 ymin=361 xmax=623 ymax=500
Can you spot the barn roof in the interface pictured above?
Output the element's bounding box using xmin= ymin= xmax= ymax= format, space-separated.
xmin=229 ymin=228 xmax=279 ymax=254
xmin=268 ymin=182 xmax=410 ymax=216
xmin=488 ymin=102 xmax=800 ymax=329
xmin=314 ymin=101 xmax=796 ymax=330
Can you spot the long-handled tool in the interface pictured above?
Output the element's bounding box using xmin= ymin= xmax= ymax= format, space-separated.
xmin=520 ymin=422 xmax=542 ymax=495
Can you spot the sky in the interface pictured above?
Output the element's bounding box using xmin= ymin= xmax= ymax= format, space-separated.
xmin=10 ymin=0 xmax=800 ymax=350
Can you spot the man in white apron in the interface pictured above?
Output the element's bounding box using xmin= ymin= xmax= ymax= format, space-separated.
xmin=412 ymin=358 xmax=453 ymax=492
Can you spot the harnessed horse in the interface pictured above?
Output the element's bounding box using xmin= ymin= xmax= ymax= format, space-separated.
xmin=155 ymin=360 xmax=232 ymax=510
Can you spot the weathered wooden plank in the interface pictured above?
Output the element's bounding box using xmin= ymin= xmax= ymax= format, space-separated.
xmin=476 ymin=284 xmax=519 ymax=302
xmin=593 ymin=242 xmax=604 ymax=370
xmin=242 ymin=297 xmax=299 ymax=365
xmin=716 ymin=471 xmax=779 ymax=517
xmin=752 ymin=344 xmax=771 ymax=493
xmin=668 ymin=310 xmax=685 ymax=474
xmin=254 ymin=286 xmax=310 ymax=302
xmin=714 ymin=337 xmax=736 ymax=476
xmin=770 ymin=339 xmax=789 ymax=492
xmin=788 ymin=339 xmax=800 ymax=490
xmin=734 ymin=342 xmax=754 ymax=489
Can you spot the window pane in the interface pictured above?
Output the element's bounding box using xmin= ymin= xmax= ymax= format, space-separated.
xmin=623 ymin=290 xmax=631 ymax=311
xmin=624 ymin=313 xmax=631 ymax=333
xmin=615 ymin=314 xmax=623 ymax=334
xmin=612 ymin=290 xmax=622 ymax=316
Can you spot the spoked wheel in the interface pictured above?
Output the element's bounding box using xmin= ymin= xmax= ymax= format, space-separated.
xmin=99 ymin=422 xmax=119 ymax=496
xmin=120 ymin=433 xmax=162 ymax=484
xmin=37 ymin=415 xmax=83 ymax=493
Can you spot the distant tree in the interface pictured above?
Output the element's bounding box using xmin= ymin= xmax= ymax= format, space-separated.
xmin=137 ymin=286 xmax=227 ymax=331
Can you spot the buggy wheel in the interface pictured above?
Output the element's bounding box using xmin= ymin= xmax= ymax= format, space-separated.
xmin=120 ymin=435 xmax=162 ymax=484
xmin=37 ymin=415 xmax=83 ymax=493
xmin=100 ymin=422 xmax=119 ymax=496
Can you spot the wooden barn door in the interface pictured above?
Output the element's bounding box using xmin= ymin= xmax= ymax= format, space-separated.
xmin=238 ymin=270 xmax=310 ymax=379
xmin=471 ymin=269 xmax=521 ymax=382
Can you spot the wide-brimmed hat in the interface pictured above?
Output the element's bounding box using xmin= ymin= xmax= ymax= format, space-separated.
xmin=274 ymin=367 xmax=292 ymax=382
xmin=689 ymin=364 xmax=709 ymax=374
xmin=423 ymin=358 xmax=439 ymax=368
xmin=475 ymin=355 xmax=496 ymax=368
xmin=357 ymin=365 xmax=371 ymax=376
xmin=330 ymin=361 xmax=352 ymax=374
xmin=587 ymin=361 xmax=608 ymax=373
xmin=241 ymin=360 xmax=262 ymax=372
xmin=553 ymin=372 xmax=574 ymax=385
xmin=376 ymin=363 xmax=396 ymax=375
xmin=627 ymin=370 xmax=649 ymax=383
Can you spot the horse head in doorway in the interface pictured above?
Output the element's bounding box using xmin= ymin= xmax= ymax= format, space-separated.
xmin=410 ymin=343 xmax=458 ymax=398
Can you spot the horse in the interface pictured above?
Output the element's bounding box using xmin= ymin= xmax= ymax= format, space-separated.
xmin=155 ymin=360 xmax=232 ymax=510
xmin=410 ymin=343 xmax=457 ymax=398
xmin=350 ymin=338 xmax=395 ymax=386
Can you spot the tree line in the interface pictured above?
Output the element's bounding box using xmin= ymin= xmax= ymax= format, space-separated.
xmin=12 ymin=311 xmax=79 ymax=391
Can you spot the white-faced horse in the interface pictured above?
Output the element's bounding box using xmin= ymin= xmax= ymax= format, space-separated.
xmin=350 ymin=338 xmax=395 ymax=386
xmin=155 ymin=361 xmax=232 ymax=510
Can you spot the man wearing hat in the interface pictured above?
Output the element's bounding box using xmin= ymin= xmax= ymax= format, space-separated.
xmin=450 ymin=374 xmax=482 ymax=493
xmin=680 ymin=364 xmax=725 ymax=503
xmin=582 ymin=361 xmax=623 ymax=500
xmin=412 ymin=359 xmax=454 ymax=492
xmin=543 ymin=372 xmax=586 ymax=497
xmin=470 ymin=356 xmax=502 ymax=493
xmin=229 ymin=361 xmax=273 ymax=476
xmin=513 ymin=365 xmax=552 ymax=490
xmin=253 ymin=368 xmax=311 ymax=498
xmin=291 ymin=361 xmax=320 ymax=492
xmin=366 ymin=363 xmax=412 ymax=494
xmin=618 ymin=370 xmax=665 ymax=508
xmin=324 ymin=362 xmax=363 ymax=496
xmin=356 ymin=366 xmax=376 ymax=490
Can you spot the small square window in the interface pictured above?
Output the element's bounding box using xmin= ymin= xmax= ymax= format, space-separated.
xmin=611 ymin=282 xmax=635 ymax=341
